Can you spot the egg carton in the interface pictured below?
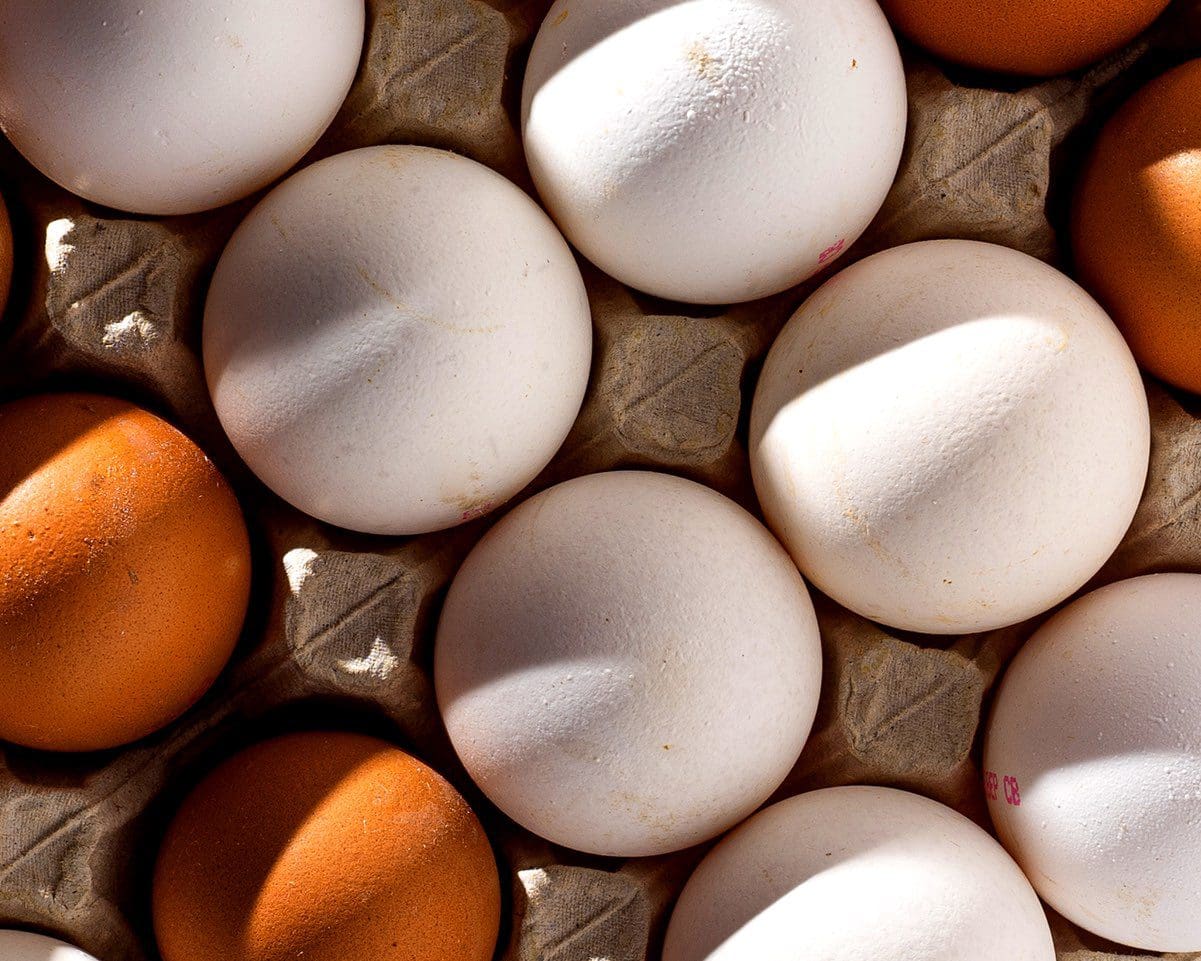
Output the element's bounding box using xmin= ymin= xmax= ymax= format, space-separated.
xmin=2 ymin=0 xmax=1201 ymax=959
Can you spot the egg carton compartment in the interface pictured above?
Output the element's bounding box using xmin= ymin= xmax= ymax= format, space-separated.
xmin=2 ymin=0 xmax=1201 ymax=959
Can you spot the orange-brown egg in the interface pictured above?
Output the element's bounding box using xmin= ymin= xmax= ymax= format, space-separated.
xmin=0 ymin=192 xmax=11 ymax=317
xmin=153 ymin=732 xmax=502 ymax=961
xmin=0 ymin=393 xmax=251 ymax=751
xmin=1073 ymin=60 xmax=1201 ymax=394
xmin=878 ymin=0 xmax=1170 ymax=76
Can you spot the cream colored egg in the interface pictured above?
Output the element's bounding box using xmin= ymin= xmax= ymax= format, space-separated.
xmin=663 ymin=787 xmax=1055 ymax=961
xmin=986 ymin=574 xmax=1201 ymax=952
xmin=0 ymin=931 xmax=99 ymax=961
xmin=204 ymin=145 xmax=592 ymax=535
xmin=435 ymin=470 xmax=822 ymax=857
xmin=522 ymin=0 xmax=907 ymax=304
xmin=0 ymin=0 xmax=364 ymax=214
xmin=750 ymin=240 xmax=1149 ymax=634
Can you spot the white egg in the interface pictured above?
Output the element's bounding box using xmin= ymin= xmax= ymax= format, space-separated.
xmin=985 ymin=573 xmax=1201 ymax=952
xmin=750 ymin=239 xmax=1149 ymax=634
xmin=0 ymin=0 xmax=364 ymax=214
xmin=0 ymin=931 xmax=99 ymax=961
xmin=521 ymin=0 xmax=907 ymax=304
xmin=434 ymin=470 xmax=822 ymax=857
xmin=204 ymin=145 xmax=592 ymax=535
xmin=663 ymin=786 xmax=1055 ymax=961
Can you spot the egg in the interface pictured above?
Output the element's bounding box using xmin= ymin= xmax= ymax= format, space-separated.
xmin=0 ymin=931 xmax=99 ymax=961
xmin=0 ymin=393 xmax=251 ymax=752
xmin=662 ymin=786 xmax=1055 ymax=961
xmin=0 ymin=0 xmax=364 ymax=214
xmin=521 ymin=0 xmax=907 ymax=304
xmin=435 ymin=470 xmax=822 ymax=857
xmin=750 ymin=240 xmax=1149 ymax=635
xmin=0 ymin=191 xmax=11 ymax=317
xmin=985 ymin=574 xmax=1201 ymax=952
xmin=878 ymin=0 xmax=1169 ymax=76
xmin=153 ymin=731 xmax=501 ymax=961
xmin=1073 ymin=60 xmax=1201 ymax=394
xmin=204 ymin=145 xmax=592 ymax=535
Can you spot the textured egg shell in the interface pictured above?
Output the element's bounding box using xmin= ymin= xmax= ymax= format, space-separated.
xmin=0 ymin=0 xmax=364 ymax=214
xmin=0 ymin=931 xmax=100 ymax=960
xmin=1073 ymin=59 xmax=1201 ymax=394
xmin=521 ymin=0 xmax=907 ymax=304
xmin=204 ymin=145 xmax=592 ymax=536
xmin=750 ymin=239 xmax=1149 ymax=635
xmin=435 ymin=470 xmax=822 ymax=857
xmin=0 ymin=191 xmax=11 ymax=317
xmin=985 ymin=574 xmax=1201 ymax=952
xmin=153 ymin=731 xmax=501 ymax=961
xmin=663 ymin=786 xmax=1054 ymax=961
xmin=0 ymin=393 xmax=251 ymax=752
xmin=878 ymin=0 xmax=1169 ymax=76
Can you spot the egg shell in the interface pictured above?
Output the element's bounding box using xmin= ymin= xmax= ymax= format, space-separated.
xmin=0 ymin=191 xmax=11 ymax=317
xmin=662 ymin=786 xmax=1055 ymax=961
xmin=435 ymin=470 xmax=822 ymax=857
xmin=749 ymin=239 xmax=1149 ymax=635
xmin=878 ymin=0 xmax=1169 ymax=76
xmin=985 ymin=574 xmax=1201 ymax=952
xmin=153 ymin=731 xmax=501 ymax=961
xmin=0 ymin=393 xmax=251 ymax=752
xmin=521 ymin=0 xmax=907 ymax=304
xmin=0 ymin=931 xmax=100 ymax=961
xmin=1072 ymin=59 xmax=1201 ymax=394
xmin=0 ymin=0 xmax=364 ymax=214
xmin=204 ymin=145 xmax=592 ymax=535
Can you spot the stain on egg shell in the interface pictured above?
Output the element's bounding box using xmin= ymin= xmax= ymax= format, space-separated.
xmin=878 ymin=0 xmax=1170 ymax=76
xmin=152 ymin=731 xmax=501 ymax=961
xmin=0 ymin=393 xmax=251 ymax=752
xmin=1073 ymin=59 xmax=1201 ymax=394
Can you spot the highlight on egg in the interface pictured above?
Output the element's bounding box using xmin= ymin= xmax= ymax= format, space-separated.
xmin=0 ymin=0 xmax=365 ymax=214
xmin=986 ymin=574 xmax=1201 ymax=952
xmin=662 ymin=786 xmax=1055 ymax=961
xmin=0 ymin=931 xmax=100 ymax=961
xmin=522 ymin=0 xmax=907 ymax=304
xmin=153 ymin=731 xmax=501 ymax=961
xmin=750 ymin=239 xmax=1150 ymax=634
xmin=877 ymin=0 xmax=1170 ymax=76
xmin=435 ymin=470 xmax=823 ymax=857
xmin=204 ymin=144 xmax=593 ymax=536
xmin=1073 ymin=59 xmax=1201 ymax=394
xmin=0 ymin=393 xmax=251 ymax=752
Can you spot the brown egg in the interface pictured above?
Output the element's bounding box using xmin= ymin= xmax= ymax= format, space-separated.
xmin=878 ymin=0 xmax=1170 ymax=76
xmin=153 ymin=732 xmax=502 ymax=961
xmin=0 ymin=393 xmax=251 ymax=751
xmin=0 ymin=192 xmax=11 ymax=317
xmin=1073 ymin=60 xmax=1201 ymax=394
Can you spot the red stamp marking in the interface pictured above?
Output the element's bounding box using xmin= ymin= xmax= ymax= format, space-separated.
xmin=984 ymin=770 xmax=1022 ymax=806
xmin=818 ymin=238 xmax=846 ymax=265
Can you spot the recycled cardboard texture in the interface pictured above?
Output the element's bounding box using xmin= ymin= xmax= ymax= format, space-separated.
xmin=2 ymin=0 xmax=1201 ymax=958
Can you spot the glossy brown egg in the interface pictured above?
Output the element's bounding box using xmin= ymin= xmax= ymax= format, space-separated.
xmin=0 ymin=393 xmax=251 ymax=751
xmin=153 ymin=732 xmax=502 ymax=961
xmin=878 ymin=0 xmax=1170 ymax=76
xmin=1073 ymin=59 xmax=1201 ymax=394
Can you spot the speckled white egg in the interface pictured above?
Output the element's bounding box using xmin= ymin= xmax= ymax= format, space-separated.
xmin=0 ymin=0 xmax=364 ymax=214
xmin=0 ymin=931 xmax=99 ymax=961
xmin=204 ymin=145 xmax=592 ymax=535
xmin=750 ymin=240 xmax=1149 ymax=634
xmin=434 ymin=470 xmax=822 ymax=857
xmin=985 ymin=574 xmax=1201 ymax=952
xmin=663 ymin=786 xmax=1055 ymax=961
xmin=521 ymin=0 xmax=907 ymax=304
